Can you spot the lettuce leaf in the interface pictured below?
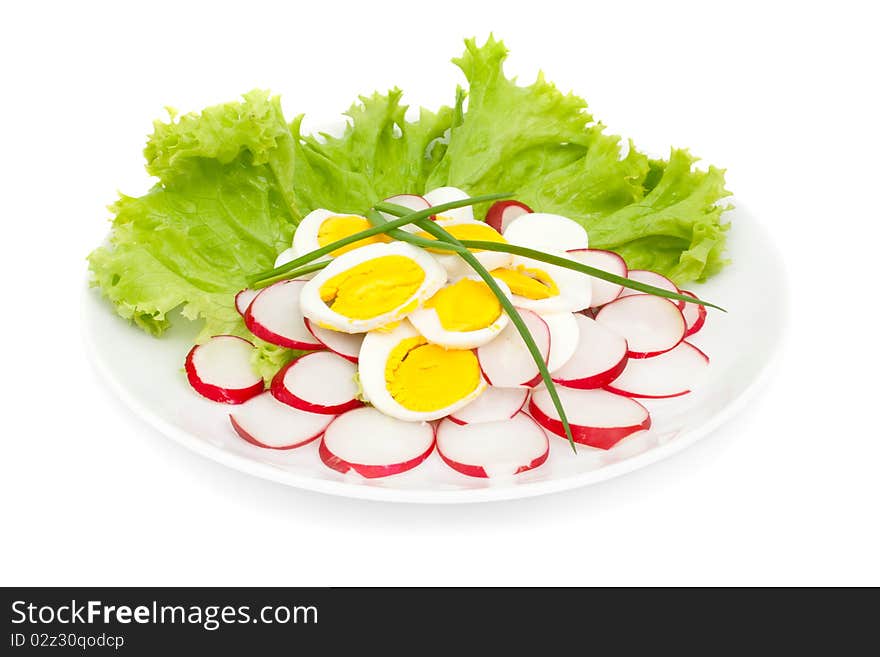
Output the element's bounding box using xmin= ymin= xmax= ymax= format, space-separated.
xmin=304 ymin=89 xmax=454 ymax=198
xmin=88 ymin=157 xmax=293 ymax=340
xmin=429 ymin=36 xmax=730 ymax=284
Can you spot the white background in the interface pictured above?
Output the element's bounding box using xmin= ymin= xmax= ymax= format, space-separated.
xmin=2 ymin=1 xmax=878 ymax=586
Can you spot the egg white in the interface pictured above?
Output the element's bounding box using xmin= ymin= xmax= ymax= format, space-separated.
xmin=423 ymin=186 xmax=474 ymax=222
xmin=502 ymin=212 xmax=589 ymax=252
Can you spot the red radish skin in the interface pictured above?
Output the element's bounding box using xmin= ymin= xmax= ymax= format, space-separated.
xmin=680 ymin=290 xmax=708 ymax=337
xmin=477 ymin=309 xmax=550 ymax=388
xmin=552 ymin=314 xmax=629 ymax=389
xmin=594 ymin=295 xmax=686 ymax=359
xmin=270 ymin=352 xmax=362 ymax=415
xmin=529 ymin=386 xmax=651 ymax=450
xmin=304 ymin=318 xmax=363 ymax=363
xmin=566 ymin=249 xmax=628 ymax=308
xmin=436 ymin=412 xmax=549 ymax=478
xmin=229 ymin=392 xmax=333 ymax=450
xmin=618 ymin=270 xmax=685 ymax=309
xmin=234 ymin=288 xmax=259 ymax=318
xmin=185 ymin=335 xmax=264 ymax=404
xmin=244 ymin=279 xmax=323 ymax=350
xmin=319 ymin=407 xmax=436 ymax=479
xmin=485 ymin=200 xmax=532 ymax=233
xmin=448 ymin=387 xmax=529 ymax=425
xmin=605 ymin=341 xmax=709 ymax=399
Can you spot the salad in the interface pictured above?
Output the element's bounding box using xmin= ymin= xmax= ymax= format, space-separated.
xmin=89 ymin=36 xmax=731 ymax=480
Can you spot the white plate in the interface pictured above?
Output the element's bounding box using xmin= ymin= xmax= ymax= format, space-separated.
xmin=82 ymin=202 xmax=787 ymax=503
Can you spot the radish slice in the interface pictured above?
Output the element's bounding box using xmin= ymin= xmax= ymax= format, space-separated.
xmin=595 ymin=295 xmax=685 ymax=358
xmin=229 ymin=392 xmax=333 ymax=449
xmin=485 ymin=200 xmax=532 ymax=233
xmin=680 ymin=290 xmax=708 ymax=337
xmin=565 ymin=249 xmax=628 ymax=307
xmin=271 ymin=351 xmax=362 ymax=415
xmin=436 ymin=412 xmax=549 ymax=478
xmin=234 ymin=288 xmax=259 ymax=318
xmin=542 ymin=311 xmax=580 ymax=373
xmin=319 ymin=407 xmax=435 ymax=478
xmin=618 ymin=270 xmax=684 ymax=308
xmin=448 ymin=387 xmax=529 ymax=425
xmin=304 ymin=318 xmax=363 ymax=363
xmin=552 ymin=314 xmax=628 ymax=389
xmin=185 ymin=335 xmax=263 ymax=404
xmin=244 ymin=279 xmax=323 ymax=350
xmin=476 ymin=309 xmax=550 ymax=388
xmin=502 ymin=212 xmax=589 ymax=252
xmin=606 ymin=341 xmax=709 ymax=399
xmin=529 ymin=386 xmax=651 ymax=450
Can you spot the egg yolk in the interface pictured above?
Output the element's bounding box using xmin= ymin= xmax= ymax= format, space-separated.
xmin=424 ymin=279 xmax=502 ymax=331
xmin=491 ymin=266 xmax=559 ymax=299
xmin=385 ymin=337 xmax=481 ymax=411
xmin=319 ymin=255 xmax=426 ymax=319
xmin=416 ymin=223 xmax=506 ymax=253
xmin=318 ymin=215 xmax=390 ymax=256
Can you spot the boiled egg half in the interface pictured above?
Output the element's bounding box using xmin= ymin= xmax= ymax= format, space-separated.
xmin=299 ymin=241 xmax=447 ymax=333
xmin=358 ymin=321 xmax=486 ymax=421
xmin=408 ymin=275 xmax=511 ymax=349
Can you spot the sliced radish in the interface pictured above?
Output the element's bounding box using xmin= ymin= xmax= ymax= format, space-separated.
xmin=595 ymin=295 xmax=685 ymax=358
xmin=565 ymin=249 xmax=628 ymax=308
xmin=476 ymin=309 xmax=550 ymax=387
xmin=552 ymin=314 xmax=628 ymax=389
xmin=485 ymin=200 xmax=532 ymax=233
xmin=618 ymin=270 xmax=684 ymax=308
xmin=271 ymin=351 xmax=362 ymax=415
xmin=502 ymin=212 xmax=589 ymax=252
xmin=319 ymin=407 xmax=435 ymax=478
xmin=229 ymin=392 xmax=333 ymax=449
xmin=436 ymin=412 xmax=549 ymax=478
xmin=244 ymin=279 xmax=323 ymax=350
xmin=606 ymin=341 xmax=709 ymax=399
xmin=185 ymin=335 xmax=263 ymax=404
xmin=529 ymin=386 xmax=651 ymax=450
xmin=304 ymin=318 xmax=363 ymax=363
xmin=542 ymin=311 xmax=580 ymax=373
xmin=680 ymin=290 xmax=708 ymax=337
xmin=234 ymin=288 xmax=259 ymax=318
xmin=448 ymin=387 xmax=529 ymax=425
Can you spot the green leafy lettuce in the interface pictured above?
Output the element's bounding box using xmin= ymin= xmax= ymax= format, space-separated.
xmin=89 ymin=36 xmax=730 ymax=380
xmin=428 ymin=36 xmax=730 ymax=281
